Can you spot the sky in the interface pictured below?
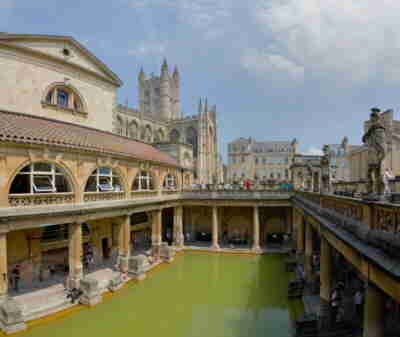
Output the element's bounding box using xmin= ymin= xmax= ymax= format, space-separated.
xmin=2 ymin=0 xmax=400 ymax=159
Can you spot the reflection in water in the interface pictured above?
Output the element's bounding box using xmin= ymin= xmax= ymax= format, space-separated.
xmin=21 ymin=253 xmax=302 ymax=337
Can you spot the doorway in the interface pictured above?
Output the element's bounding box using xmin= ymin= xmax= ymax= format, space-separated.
xmin=102 ymin=238 xmax=110 ymax=259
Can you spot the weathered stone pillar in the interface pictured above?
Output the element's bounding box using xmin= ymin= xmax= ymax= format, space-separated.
xmin=304 ymin=222 xmax=313 ymax=281
xmin=297 ymin=217 xmax=305 ymax=253
xmin=68 ymin=222 xmax=83 ymax=289
xmin=363 ymin=283 xmax=385 ymax=337
xmin=152 ymin=210 xmax=162 ymax=260
xmin=0 ymin=233 xmax=8 ymax=302
xmin=319 ymin=237 xmax=332 ymax=328
xmin=173 ymin=206 xmax=184 ymax=249
xmin=320 ymin=237 xmax=332 ymax=302
xmin=252 ymin=206 xmax=261 ymax=252
xmin=118 ymin=215 xmax=131 ymax=273
xmin=212 ymin=206 xmax=220 ymax=250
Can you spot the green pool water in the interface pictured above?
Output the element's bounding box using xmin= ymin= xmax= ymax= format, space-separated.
xmin=20 ymin=253 xmax=302 ymax=337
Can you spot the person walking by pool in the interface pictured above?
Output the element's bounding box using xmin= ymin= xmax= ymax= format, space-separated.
xmin=330 ymin=286 xmax=341 ymax=324
xmin=354 ymin=289 xmax=363 ymax=322
xmin=12 ymin=265 xmax=21 ymax=292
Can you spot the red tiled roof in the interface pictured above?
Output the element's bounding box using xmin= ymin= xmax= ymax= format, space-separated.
xmin=0 ymin=110 xmax=180 ymax=167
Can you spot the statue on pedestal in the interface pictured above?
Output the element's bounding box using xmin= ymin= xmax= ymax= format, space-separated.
xmin=362 ymin=108 xmax=387 ymax=199
xmin=321 ymin=145 xmax=331 ymax=194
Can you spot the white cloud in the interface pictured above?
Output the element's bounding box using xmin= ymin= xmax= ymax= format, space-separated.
xmin=127 ymin=0 xmax=234 ymax=40
xmin=241 ymin=48 xmax=304 ymax=81
xmin=128 ymin=41 xmax=166 ymax=56
xmin=302 ymin=147 xmax=323 ymax=156
xmin=251 ymin=0 xmax=400 ymax=85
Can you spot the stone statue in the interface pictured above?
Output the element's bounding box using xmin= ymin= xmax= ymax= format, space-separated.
xmin=321 ymin=145 xmax=331 ymax=194
xmin=362 ymin=108 xmax=387 ymax=197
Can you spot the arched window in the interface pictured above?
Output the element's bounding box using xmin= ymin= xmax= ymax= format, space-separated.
xmin=128 ymin=120 xmax=138 ymax=139
xmin=132 ymin=171 xmax=154 ymax=191
xmin=116 ymin=116 xmax=124 ymax=136
xmin=154 ymin=129 xmax=164 ymax=143
xmin=169 ymin=129 xmax=180 ymax=143
xmin=144 ymin=125 xmax=152 ymax=143
xmin=10 ymin=162 xmax=71 ymax=194
xmin=186 ymin=127 xmax=198 ymax=157
xmin=85 ymin=168 xmax=123 ymax=192
xmin=43 ymin=84 xmax=85 ymax=113
xmin=163 ymin=174 xmax=177 ymax=190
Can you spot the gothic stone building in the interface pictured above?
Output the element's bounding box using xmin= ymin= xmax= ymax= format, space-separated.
xmin=114 ymin=60 xmax=220 ymax=185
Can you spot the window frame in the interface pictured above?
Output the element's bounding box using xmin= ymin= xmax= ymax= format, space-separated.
xmin=85 ymin=168 xmax=123 ymax=193
xmin=10 ymin=163 xmax=70 ymax=194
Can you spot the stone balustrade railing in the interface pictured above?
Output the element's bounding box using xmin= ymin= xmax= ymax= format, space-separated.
xmin=296 ymin=191 xmax=365 ymax=222
xmin=83 ymin=191 xmax=126 ymax=202
xmin=161 ymin=189 xmax=180 ymax=195
xmin=130 ymin=191 xmax=159 ymax=198
xmin=183 ymin=189 xmax=293 ymax=200
xmin=8 ymin=193 xmax=75 ymax=207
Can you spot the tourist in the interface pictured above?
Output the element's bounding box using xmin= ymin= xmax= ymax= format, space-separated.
xmin=330 ymin=287 xmax=341 ymax=324
xmin=49 ymin=265 xmax=56 ymax=278
xmin=354 ymin=289 xmax=363 ymax=321
xmin=12 ymin=265 xmax=21 ymax=292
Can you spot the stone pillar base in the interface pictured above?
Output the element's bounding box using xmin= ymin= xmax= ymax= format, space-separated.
xmin=212 ymin=244 xmax=220 ymax=251
xmin=119 ymin=255 xmax=129 ymax=273
xmin=66 ymin=276 xmax=82 ymax=290
xmin=152 ymin=244 xmax=161 ymax=261
xmin=79 ymin=278 xmax=102 ymax=307
xmin=108 ymin=273 xmax=124 ymax=292
xmin=128 ymin=255 xmax=147 ymax=281
xmin=0 ymin=299 xmax=26 ymax=335
xmin=252 ymin=245 xmax=262 ymax=253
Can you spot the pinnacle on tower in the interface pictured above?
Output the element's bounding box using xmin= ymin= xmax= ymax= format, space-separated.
xmin=173 ymin=65 xmax=179 ymax=79
xmin=198 ymin=98 xmax=203 ymax=114
xmin=161 ymin=58 xmax=169 ymax=74
xmin=204 ymin=97 xmax=208 ymax=113
xmin=138 ymin=67 xmax=145 ymax=82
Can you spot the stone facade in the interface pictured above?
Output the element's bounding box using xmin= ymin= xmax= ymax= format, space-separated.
xmin=0 ymin=34 xmax=120 ymax=132
xmin=227 ymin=137 xmax=298 ymax=184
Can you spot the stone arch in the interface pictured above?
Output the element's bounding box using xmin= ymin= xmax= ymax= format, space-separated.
xmin=154 ymin=128 xmax=165 ymax=143
xmin=83 ymin=166 xmax=127 ymax=193
xmin=132 ymin=170 xmax=155 ymax=191
xmin=145 ymin=125 xmax=153 ymax=142
xmin=8 ymin=160 xmax=77 ymax=196
xmin=128 ymin=119 xmax=139 ymax=139
xmin=223 ymin=214 xmax=252 ymax=243
xmin=42 ymin=82 xmax=87 ymax=112
xmin=186 ymin=127 xmax=198 ymax=157
xmin=169 ymin=129 xmax=180 ymax=143
xmin=115 ymin=115 xmax=124 ymax=136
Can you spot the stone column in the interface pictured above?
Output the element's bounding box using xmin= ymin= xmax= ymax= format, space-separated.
xmin=297 ymin=217 xmax=305 ymax=254
xmin=363 ymin=283 xmax=385 ymax=337
xmin=152 ymin=210 xmax=162 ymax=260
xmin=0 ymin=233 xmax=7 ymax=302
xmin=212 ymin=206 xmax=220 ymax=250
xmin=319 ymin=237 xmax=332 ymax=327
xmin=118 ymin=215 xmax=131 ymax=273
xmin=68 ymin=222 xmax=83 ymax=289
xmin=173 ymin=206 xmax=184 ymax=249
xmin=304 ymin=222 xmax=313 ymax=282
xmin=252 ymin=206 xmax=261 ymax=252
